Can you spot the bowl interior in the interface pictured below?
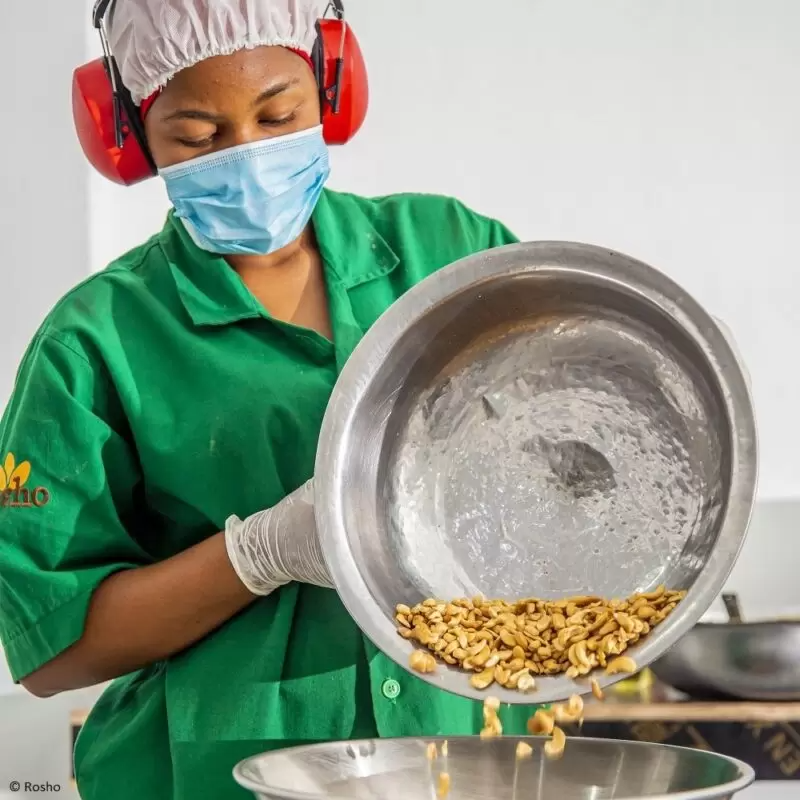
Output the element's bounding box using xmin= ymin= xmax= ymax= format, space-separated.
xmin=341 ymin=271 xmax=728 ymax=602
xmin=234 ymin=737 xmax=754 ymax=800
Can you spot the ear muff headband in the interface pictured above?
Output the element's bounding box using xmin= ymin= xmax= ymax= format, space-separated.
xmin=312 ymin=1 xmax=369 ymax=146
xmin=73 ymin=0 xmax=369 ymax=186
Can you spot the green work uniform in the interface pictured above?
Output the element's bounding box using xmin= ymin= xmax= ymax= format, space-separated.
xmin=0 ymin=190 xmax=539 ymax=800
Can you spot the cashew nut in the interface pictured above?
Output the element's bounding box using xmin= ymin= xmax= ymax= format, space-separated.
xmin=470 ymin=667 xmax=496 ymax=690
xmin=516 ymin=741 xmax=533 ymax=760
xmin=606 ymin=655 xmax=638 ymax=675
xmin=553 ymin=694 xmax=584 ymax=724
xmin=409 ymin=649 xmax=437 ymax=674
xmin=544 ymin=726 xmax=567 ymax=759
xmin=527 ymin=709 xmax=555 ymax=736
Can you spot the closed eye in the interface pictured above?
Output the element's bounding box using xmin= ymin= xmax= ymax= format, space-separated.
xmin=175 ymin=135 xmax=217 ymax=149
xmin=260 ymin=112 xmax=298 ymax=128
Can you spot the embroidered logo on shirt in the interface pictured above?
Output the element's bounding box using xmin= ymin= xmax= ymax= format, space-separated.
xmin=0 ymin=453 xmax=51 ymax=508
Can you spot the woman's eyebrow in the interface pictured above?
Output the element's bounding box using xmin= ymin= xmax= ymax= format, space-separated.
xmin=162 ymin=78 xmax=301 ymax=122
xmin=162 ymin=108 xmax=224 ymax=123
xmin=251 ymin=77 xmax=301 ymax=106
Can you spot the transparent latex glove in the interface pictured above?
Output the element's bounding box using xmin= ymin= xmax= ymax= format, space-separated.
xmin=224 ymin=479 xmax=333 ymax=596
xmin=714 ymin=316 xmax=751 ymax=390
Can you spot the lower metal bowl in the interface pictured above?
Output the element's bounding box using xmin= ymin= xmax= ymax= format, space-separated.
xmin=234 ymin=736 xmax=755 ymax=800
xmin=652 ymin=620 xmax=800 ymax=700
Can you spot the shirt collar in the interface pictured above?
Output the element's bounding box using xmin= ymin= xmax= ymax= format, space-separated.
xmin=311 ymin=189 xmax=399 ymax=289
xmin=159 ymin=189 xmax=399 ymax=328
xmin=159 ymin=210 xmax=263 ymax=328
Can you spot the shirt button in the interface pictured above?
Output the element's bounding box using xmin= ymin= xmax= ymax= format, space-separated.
xmin=381 ymin=679 xmax=401 ymax=700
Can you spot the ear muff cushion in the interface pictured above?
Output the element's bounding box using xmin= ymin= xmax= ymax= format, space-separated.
xmin=72 ymin=59 xmax=156 ymax=186
xmin=316 ymin=19 xmax=369 ymax=145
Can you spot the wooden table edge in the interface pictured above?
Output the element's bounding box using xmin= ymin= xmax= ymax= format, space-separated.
xmin=583 ymin=702 xmax=800 ymax=722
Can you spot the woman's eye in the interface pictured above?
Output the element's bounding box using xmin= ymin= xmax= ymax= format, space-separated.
xmin=260 ymin=112 xmax=297 ymax=128
xmin=176 ymin=135 xmax=216 ymax=149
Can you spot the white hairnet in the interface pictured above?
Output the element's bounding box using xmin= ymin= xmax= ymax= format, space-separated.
xmin=107 ymin=0 xmax=328 ymax=105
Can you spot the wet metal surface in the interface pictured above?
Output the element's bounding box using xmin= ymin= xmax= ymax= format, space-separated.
xmin=391 ymin=313 xmax=724 ymax=600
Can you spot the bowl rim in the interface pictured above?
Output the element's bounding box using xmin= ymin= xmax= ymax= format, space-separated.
xmin=232 ymin=735 xmax=756 ymax=800
xmin=315 ymin=240 xmax=759 ymax=706
xmin=694 ymin=619 xmax=800 ymax=629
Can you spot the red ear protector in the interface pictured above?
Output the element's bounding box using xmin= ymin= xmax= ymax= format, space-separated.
xmin=72 ymin=0 xmax=369 ymax=186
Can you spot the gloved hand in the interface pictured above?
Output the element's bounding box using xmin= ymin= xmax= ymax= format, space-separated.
xmin=224 ymin=479 xmax=333 ymax=596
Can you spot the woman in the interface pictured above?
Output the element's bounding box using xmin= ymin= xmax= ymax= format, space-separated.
xmin=0 ymin=1 xmax=536 ymax=797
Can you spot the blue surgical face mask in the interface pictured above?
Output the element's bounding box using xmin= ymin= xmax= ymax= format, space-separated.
xmin=159 ymin=125 xmax=331 ymax=256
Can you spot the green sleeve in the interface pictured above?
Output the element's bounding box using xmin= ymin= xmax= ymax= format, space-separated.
xmin=432 ymin=196 xmax=518 ymax=258
xmin=0 ymin=334 xmax=149 ymax=681
xmin=445 ymin=198 xmax=519 ymax=252
xmin=475 ymin=208 xmax=519 ymax=251
xmin=404 ymin=195 xmax=520 ymax=284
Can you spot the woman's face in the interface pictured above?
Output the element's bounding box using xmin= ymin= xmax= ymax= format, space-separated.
xmin=144 ymin=46 xmax=321 ymax=169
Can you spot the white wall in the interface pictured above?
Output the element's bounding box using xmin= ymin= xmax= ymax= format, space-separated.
xmin=703 ymin=499 xmax=800 ymax=621
xmin=0 ymin=3 xmax=102 ymax=796
xmin=0 ymin=687 xmax=98 ymax=800
xmin=0 ymin=1 xmax=90 ymax=407
xmin=89 ymin=0 xmax=800 ymax=501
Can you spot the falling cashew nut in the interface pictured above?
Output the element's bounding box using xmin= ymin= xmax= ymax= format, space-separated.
xmin=516 ymin=742 xmax=533 ymax=760
xmin=545 ymin=726 xmax=567 ymax=759
xmin=527 ymin=708 xmax=555 ymax=736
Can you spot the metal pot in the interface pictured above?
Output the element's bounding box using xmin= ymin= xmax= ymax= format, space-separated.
xmin=652 ymin=593 xmax=800 ymax=700
xmin=316 ymin=241 xmax=757 ymax=704
xmin=234 ymin=737 xmax=755 ymax=799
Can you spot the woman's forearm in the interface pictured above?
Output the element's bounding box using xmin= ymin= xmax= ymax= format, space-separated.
xmin=20 ymin=532 xmax=256 ymax=697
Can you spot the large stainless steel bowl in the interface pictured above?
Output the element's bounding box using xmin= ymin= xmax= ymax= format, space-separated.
xmin=316 ymin=241 xmax=757 ymax=704
xmin=652 ymin=619 xmax=800 ymax=700
xmin=234 ymin=737 xmax=755 ymax=799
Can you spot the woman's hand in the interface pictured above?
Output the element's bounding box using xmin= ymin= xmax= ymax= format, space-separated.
xmin=224 ymin=479 xmax=333 ymax=596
